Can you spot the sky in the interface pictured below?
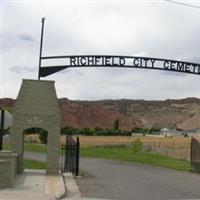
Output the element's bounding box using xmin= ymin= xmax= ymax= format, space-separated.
xmin=1 ymin=0 xmax=200 ymax=100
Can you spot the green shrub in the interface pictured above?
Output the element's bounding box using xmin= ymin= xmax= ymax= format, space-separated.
xmin=131 ymin=138 xmax=143 ymax=153
xmin=61 ymin=126 xmax=131 ymax=136
xmin=61 ymin=126 xmax=75 ymax=135
xmin=132 ymin=127 xmax=149 ymax=133
xmin=113 ymin=119 xmax=119 ymax=131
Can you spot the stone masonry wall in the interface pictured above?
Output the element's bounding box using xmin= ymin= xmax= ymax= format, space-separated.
xmin=0 ymin=156 xmax=17 ymax=189
xmin=10 ymin=79 xmax=61 ymax=175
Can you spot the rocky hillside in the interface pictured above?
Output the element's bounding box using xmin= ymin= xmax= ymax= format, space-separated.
xmin=1 ymin=97 xmax=200 ymax=130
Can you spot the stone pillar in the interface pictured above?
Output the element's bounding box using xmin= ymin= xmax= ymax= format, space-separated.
xmin=10 ymin=117 xmax=24 ymax=173
xmin=10 ymin=79 xmax=61 ymax=175
xmin=46 ymin=125 xmax=60 ymax=174
xmin=0 ymin=152 xmax=18 ymax=188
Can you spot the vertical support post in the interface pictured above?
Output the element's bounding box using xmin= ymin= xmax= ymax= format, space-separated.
xmin=0 ymin=109 xmax=4 ymax=151
xmin=76 ymin=137 xmax=80 ymax=176
xmin=64 ymin=135 xmax=68 ymax=172
xmin=38 ymin=17 xmax=45 ymax=80
xmin=61 ymin=144 xmax=64 ymax=172
xmin=191 ymin=137 xmax=193 ymax=171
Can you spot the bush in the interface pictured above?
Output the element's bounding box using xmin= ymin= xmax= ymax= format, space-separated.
xmin=61 ymin=126 xmax=75 ymax=135
xmin=149 ymin=128 xmax=160 ymax=134
xmin=113 ymin=119 xmax=119 ymax=131
xmin=75 ymin=128 xmax=94 ymax=136
xmin=132 ymin=127 xmax=149 ymax=134
xmin=132 ymin=127 xmax=160 ymax=135
xmin=131 ymin=138 xmax=143 ymax=153
xmin=61 ymin=126 xmax=131 ymax=136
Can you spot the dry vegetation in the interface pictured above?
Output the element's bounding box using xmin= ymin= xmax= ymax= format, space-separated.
xmin=24 ymin=134 xmax=41 ymax=143
xmin=25 ymin=134 xmax=199 ymax=146
xmin=24 ymin=134 xmax=200 ymax=160
xmin=68 ymin=135 xmax=190 ymax=147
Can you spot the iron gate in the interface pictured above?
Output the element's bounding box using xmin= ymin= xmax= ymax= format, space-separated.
xmin=62 ymin=136 xmax=80 ymax=176
xmin=191 ymin=137 xmax=200 ymax=173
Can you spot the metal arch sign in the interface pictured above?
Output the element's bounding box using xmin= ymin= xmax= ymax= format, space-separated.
xmin=39 ymin=55 xmax=200 ymax=78
xmin=38 ymin=18 xmax=200 ymax=79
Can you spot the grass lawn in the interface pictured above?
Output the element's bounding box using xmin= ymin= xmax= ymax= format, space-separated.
xmin=4 ymin=143 xmax=190 ymax=171
xmin=3 ymin=144 xmax=47 ymax=169
xmin=24 ymin=159 xmax=46 ymax=169
xmin=24 ymin=144 xmax=47 ymax=153
xmin=80 ymin=146 xmax=191 ymax=172
xmin=3 ymin=143 xmax=47 ymax=153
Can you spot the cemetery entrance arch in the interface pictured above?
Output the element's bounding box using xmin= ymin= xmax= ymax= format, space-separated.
xmin=10 ymin=79 xmax=61 ymax=175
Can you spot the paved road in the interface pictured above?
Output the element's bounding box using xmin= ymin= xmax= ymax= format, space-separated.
xmin=24 ymin=152 xmax=200 ymax=200
xmin=77 ymin=158 xmax=200 ymax=200
xmin=24 ymin=151 xmax=46 ymax=161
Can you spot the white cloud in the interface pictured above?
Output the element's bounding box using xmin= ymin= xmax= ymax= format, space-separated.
xmin=9 ymin=65 xmax=35 ymax=74
xmin=17 ymin=31 xmax=35 ymax=42
xmin=1 ymin=1 xmax=200 ymax=100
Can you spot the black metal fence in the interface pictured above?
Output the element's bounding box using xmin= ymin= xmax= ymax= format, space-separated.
xmin=62 ymin=136 xmax=80 ymax=176
xmin=191 ymin=137 xmax=200 ymax=173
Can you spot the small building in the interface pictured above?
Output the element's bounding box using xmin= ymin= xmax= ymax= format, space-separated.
xmin=160 ymin=128 xmax=182 ymax=137
xmin=183 ymin=128 xmax=200 ymax=137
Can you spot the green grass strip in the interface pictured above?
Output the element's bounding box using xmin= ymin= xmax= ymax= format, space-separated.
xmin=24 ymin=159 xmax=46 ymax=169
xmin=3 ymin=144 xmax=47 ymax=153
xmin=24 ymin=144 xmax=47 ymax=153
xmin=4 ymin=144 xmax=190 ymax=171
xmin=80 ymin=146 xmax=190 ymax=171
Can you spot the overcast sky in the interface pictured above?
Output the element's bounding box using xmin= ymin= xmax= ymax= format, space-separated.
xmin=1 ymin=0 xmax=200 ymax=100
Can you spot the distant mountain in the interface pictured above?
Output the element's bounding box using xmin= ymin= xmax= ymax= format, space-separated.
xmin=1 ymin=97 xmax=200 ymax=130
xmin=0 ymin=98 xmax=15 ymax=108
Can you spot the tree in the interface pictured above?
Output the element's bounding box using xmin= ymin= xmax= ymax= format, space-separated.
xmin=113 ymin=119 xmax=119 ymax=131
xmin=61 ymin=126 xmax=75 ymax=136
xmin=38 ymin=129 xmax=48 ymax=144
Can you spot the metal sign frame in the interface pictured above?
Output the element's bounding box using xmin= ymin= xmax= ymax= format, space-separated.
xmin=38 ymin=18 xmax=200 ymax=79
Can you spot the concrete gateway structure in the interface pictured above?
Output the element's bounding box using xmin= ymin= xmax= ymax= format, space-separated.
xmin=10 ymin=79 xmax=61 ymax=175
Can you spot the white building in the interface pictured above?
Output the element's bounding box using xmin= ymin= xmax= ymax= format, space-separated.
xmin=160 ymin=128 xmax=182 ymax=137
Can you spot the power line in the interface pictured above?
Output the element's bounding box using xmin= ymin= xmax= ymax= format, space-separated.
xmin=165 ymin=0 xmax=200 ymax=9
